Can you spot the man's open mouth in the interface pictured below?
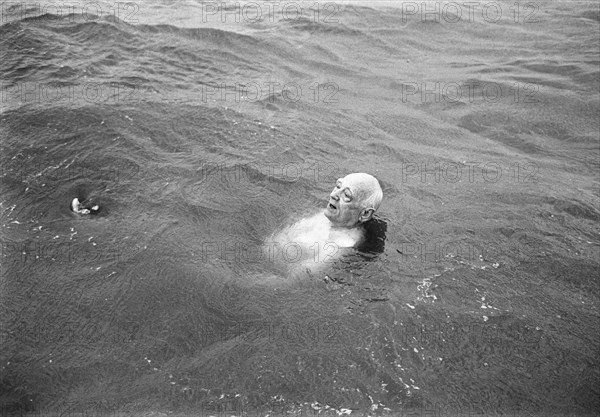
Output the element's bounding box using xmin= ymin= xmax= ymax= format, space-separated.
xmin=328 ymin=202 xmax=337 ymax=210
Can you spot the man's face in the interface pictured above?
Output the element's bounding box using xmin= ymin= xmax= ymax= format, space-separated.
xmin=324 ymin=174 xmax=372 ymax=227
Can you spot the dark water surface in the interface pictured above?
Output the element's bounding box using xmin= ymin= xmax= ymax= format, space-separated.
xmin=1 ymin=0 xmax=599 ymax=415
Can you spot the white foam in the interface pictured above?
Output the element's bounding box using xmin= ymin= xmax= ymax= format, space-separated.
xmin=265 ymin=211 xmax=363 ymax=276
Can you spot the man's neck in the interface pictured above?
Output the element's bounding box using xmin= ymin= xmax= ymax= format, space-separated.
xmin=326 ymin=220 xmax=364 ymax=248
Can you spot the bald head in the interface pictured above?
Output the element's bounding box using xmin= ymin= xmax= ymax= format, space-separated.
xmin=325 ymin=172 xmax=383 ymax=227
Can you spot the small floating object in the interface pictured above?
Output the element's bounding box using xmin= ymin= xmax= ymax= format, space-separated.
xmin=70 ymin=198 xmax=100 ymax=215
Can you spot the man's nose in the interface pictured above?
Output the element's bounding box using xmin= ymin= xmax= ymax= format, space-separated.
xmin=330 ymin=189 xmax=340 ymax=200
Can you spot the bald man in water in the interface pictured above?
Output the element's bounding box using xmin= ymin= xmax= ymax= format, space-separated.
xmin=325 ymin=172 xmax=383 ymax=229
xmin=266 ymin=173 xmax=383 ymax=273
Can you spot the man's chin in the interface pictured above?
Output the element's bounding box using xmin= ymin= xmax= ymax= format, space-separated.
xmin=324 ymin=209 xmax=334 ymax=221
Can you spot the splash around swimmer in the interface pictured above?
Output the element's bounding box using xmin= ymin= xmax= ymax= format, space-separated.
xmin=266 ymin=173 xmax=383 ymax=275
xmin=70 ymin=197 xmax=100 ymax=215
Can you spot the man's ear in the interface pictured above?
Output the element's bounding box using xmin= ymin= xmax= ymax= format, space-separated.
xmin=358 ymin=208 xmax=374 ymax=223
